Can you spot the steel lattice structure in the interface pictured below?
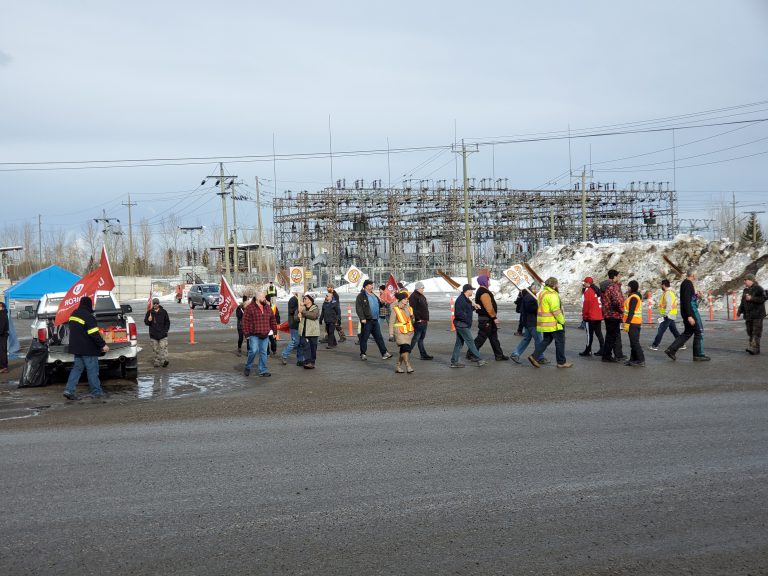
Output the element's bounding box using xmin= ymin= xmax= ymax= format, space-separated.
xmin=272 ymin=179 xmax=676 ymax=286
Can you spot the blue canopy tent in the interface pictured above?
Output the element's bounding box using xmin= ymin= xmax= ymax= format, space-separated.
xmin=3 ymin=265 xmax=80 ymax=359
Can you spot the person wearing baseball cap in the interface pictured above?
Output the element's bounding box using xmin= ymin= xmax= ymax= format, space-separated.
xmin=450 ymin=284 xmax=486 ymax=368
xmin=144 ymin=297 xmax=171 ymax=368
xmin=580 ymin=277 xmax=604 ymax=357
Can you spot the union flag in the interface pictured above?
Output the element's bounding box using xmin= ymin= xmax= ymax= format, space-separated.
xmin=54 ymin=246 xmax=116 ymax=326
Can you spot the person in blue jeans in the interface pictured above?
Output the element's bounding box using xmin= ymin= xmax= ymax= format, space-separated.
xmin=650 ymin=279 xmax=682 ymax=350
xmin=450 ymin=284 xmax=487 ymax=368
xmin=355 ymin=280 xmax=392 ymax=361
xmin=280 ymin=293 xmax=305 ymax=366
xmin=510 ymin=284 xmax=543 ymax=363
xmin=242 ymin=292 xmax=278 ymax=377
xmin=63 ymin=296 xmax=109 ymax=401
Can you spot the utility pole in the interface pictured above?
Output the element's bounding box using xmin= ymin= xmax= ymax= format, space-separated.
xmin=38 ymin=214 xmax=42 ymax=264
xmin=256 ymin=176 xmax=265 ymax=281
xmin=550 ymin=204 xmax=555 ymax=243
xmin=732 ymin=192 xmax=737 ymax=242
xmin=229 ymin=180 xmax=248 ymax=287
xmin=453 ymin=140 xmax=478 ymax=284
xmin=180 ymin=226 xmax=204 ymax=279
xmin=203 ymin=163 xmax=236 ymax=284
xmin=570 ymin=166 xmax=593 ymax=242
xmin=94 ymin=209 xmax=120 ymax=251
xmin=122 ymin=195 xmax=137 ymax=276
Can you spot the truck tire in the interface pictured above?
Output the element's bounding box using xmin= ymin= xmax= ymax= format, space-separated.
xmin=204 ymin=302 xmax=210 ymax=310
xmin=189 ymin=300 xmax=196 ymax=309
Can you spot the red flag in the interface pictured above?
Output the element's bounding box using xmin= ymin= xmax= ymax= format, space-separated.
xmin=380 ymin=274 xmax=398 ymax=304
xmin=54 ymin=246 xmax=116 ymax=326
xmin=146 ymin=285 xmax=154 ymax=312
xmin=218 ymin=275 xmax=238 ymax=324
xmin=276 ymin=320 xmax=291 ymax=334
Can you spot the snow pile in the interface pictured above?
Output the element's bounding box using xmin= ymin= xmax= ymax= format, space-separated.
xmin=496 ymin=235 xmax=768 ymax=309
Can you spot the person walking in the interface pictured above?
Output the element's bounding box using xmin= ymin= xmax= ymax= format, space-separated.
xmin=389 ymin=291 xmax=416 ymax=373
xmin=665 ymin=269 xmax=710 ymax=362
xmin=623 ymin=280 xmax=645 ymax=366
xmin=738 ymin=273 xmax=766 ymax=355
xmin=0 ymin=301 xmax=9 ymax=374
xmin=600 ymin=269 xmax=626 ymax=363
xmin=280 ymin=292 xmax=305 ymax=366
xmin=529 ymin=277 xmax=572 ymax=368
xmin=319 ymin=291 xmax=340 ymax=349
xmin=650 ymin=279 xmax=682 ymax=351
xmin=327 ymin=284 xmax=346 ymax=343
xmin=144 ymin=297 xmax=171 ymax=368
xmin=62 ymin=296 xmax=109 ymax=400
xmin=298 ymin=293 xmax=320 ymax=369
xmin=450 ymin=284 xmax=486 ymax=368
xmin=470 ymin=274 xmax=508 ymax=361
xmin=408 ymin=281 xmax=433 ymax=360
xmin=378 ymin=284 xmax=391 ymax=330
xmin=580 ymin=277 xmax=604 ymax=357
xmin=266 ymin=281 xmax=278 ymax=301
xmin=510 ymin=284 xmax=542 ymax=363
xmin=355 ymin=279 xmax=393 ymax=361
xmin=242 ymin=292 xmax=277 ymax=377
xmin=235 ymin=295 xmax=250 ymax=357
xmin=266 ymin=296 xmax=281 ymax=357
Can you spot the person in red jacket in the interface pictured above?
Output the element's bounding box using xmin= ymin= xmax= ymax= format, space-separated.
xmin=580 ymin=277 xmax=604 ymax=357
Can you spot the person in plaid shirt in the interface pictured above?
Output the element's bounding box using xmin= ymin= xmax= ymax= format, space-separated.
xmin=242 ymin=291 xmax=278 ymax=377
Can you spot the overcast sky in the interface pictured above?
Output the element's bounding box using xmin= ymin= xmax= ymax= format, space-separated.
xmin=1 ymin=0 xmax=767 ymax=242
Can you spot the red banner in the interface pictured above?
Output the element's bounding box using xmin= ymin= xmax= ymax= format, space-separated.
xmin=380 ymin=274 xmax=398 ymax=304
xmin=218 ymin=275 xmax=238 ymax=324
xmin=146 ymin=286 xmax=154 ymax=312
xmin=54 ymin=246 xmax=116 ymax=326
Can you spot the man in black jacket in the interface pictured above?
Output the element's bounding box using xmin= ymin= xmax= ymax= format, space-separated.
xmin=144 ymin=298 xmax=171 ymax=368
xmin=355 ymin=279 xmax=392 ymax=361
xmin=450 ymin=284 xmax=486 ymax=368
xmin=470 ymin=274 xmax=507 ymax=361
xmin=280 ymin=293 xmax=305 ymax=366
xmin=0 ymin=301 xmax=9 ymax=373
xmin=63 ymin=296 xmax=109 ymax=400
xmin=665 ymin=269 xmax=710 ymax=361
xmin=408 ymin=282 xmax=432 ymax=360
xmin=738 ymin=273 xmax=766 ymax=354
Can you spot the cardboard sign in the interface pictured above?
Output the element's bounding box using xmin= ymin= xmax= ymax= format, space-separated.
xmin=289 ymin=266 xmax=305 ymax=293
xmin=344 ymin=265 xmax=364 ymax=285
xmin=503 ymin=264 xmax=532 ymax=290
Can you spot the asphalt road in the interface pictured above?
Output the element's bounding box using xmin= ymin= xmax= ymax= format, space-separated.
xmin=2 ymin=391 xmax=767 ymax=575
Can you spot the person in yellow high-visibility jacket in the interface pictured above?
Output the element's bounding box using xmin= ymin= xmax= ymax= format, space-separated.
xmin=622 ymin=280 xmax=645 ymax=366
xmin=529 ymin=277 xmax=572 ymax=368
xmin=650 ymin=279 xmax=681 ymax=351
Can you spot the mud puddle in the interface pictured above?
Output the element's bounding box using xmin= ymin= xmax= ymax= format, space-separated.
xmin=136 ymin=371 xmax=246 ymax=400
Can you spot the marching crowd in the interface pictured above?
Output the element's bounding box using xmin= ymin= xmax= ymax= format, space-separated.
xmin=231 ymin=269 xmax=765 ymax=377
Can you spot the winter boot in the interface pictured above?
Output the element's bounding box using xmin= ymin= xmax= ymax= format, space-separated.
xmin=395 ymin=354 xmax=405 ymax=373
xmin=404 ymin=352 xmax=414 ymax=374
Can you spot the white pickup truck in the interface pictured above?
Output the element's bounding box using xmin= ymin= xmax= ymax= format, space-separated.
xmin=31 ymin=291 xmax=140 ymax=381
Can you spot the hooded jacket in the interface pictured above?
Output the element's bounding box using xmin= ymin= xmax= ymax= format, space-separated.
xmin=67 ymin=298 xmax=106 ymax=356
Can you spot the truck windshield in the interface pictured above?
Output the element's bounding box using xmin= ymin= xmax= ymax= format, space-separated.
xmin=201 ymin=286 xmax=218 ymax=293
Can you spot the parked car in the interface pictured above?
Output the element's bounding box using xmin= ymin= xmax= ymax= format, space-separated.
xmin=30 ymin=290 xmax=139 ymax=382
xmin=187 ymin=283 xmax=223 ymax=309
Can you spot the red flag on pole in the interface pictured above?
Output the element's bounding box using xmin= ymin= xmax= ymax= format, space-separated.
xmin=54 ymin=246 xmax=116 ymax=326
xmin=380 ymin=274 xmax=398 ymax=304
xmin=218 ymin=275 xmax=238 ymax=324
xmin=146 ymin=285 xmax=154 ymax=312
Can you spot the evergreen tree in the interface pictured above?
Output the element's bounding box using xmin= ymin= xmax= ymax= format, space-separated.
xmin=741 ymin=213 xmax=764 ymax=242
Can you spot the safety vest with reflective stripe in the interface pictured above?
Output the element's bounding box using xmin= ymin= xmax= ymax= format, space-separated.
xmin=70 ymin=315 xmax=100 ymax=335
xmin=536 ymin=286 xmax=564 ymax=332
xmin=393 ymin=305 xmax=414 ymax=334
xmin=657 ymin=289 xmax=678 ymax=317
xmin=623 ymin=293 xmax=643 ymax=325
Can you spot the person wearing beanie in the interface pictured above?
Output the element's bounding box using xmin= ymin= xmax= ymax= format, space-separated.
xmin=622 ymin=280 xmax=645 ymax=366
xmin=509 ymin=283 xmax=542 ymax=364
xmin=529 ymin=277 xmax=572 ymax=368
xmin=650 ymin=279 xmax=682 ymax=351
xmin=355 ymin=279 xmax=392 ymax=361
xmin=297 ymin=293 xmax=320 ymax=368
xmin=144 ymin=297 xmax=171 ymax=368
xmin=738 ymin=273 xmax=766 ymax=354
xmin=62 ymin=296 xmax=110 ymax=400
xmin=665 ymin=269 xmax=710 ymax=362
xmin=600 ymin=268 xmax=626 ymax=363
xmin=580 ymin=277 xmax=604 ymax=357
xmin=408 ymin=281 xmax=433 ymax=360
xmin=469 ymin=274 xmax=508 ymax=361
xmin=319 ymin=290 xmax=341 ymax=349
xmin=450 ymin=284 xmax=486 ymax=368
xmin=389 ymin=291 xmax=416 ymax=373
